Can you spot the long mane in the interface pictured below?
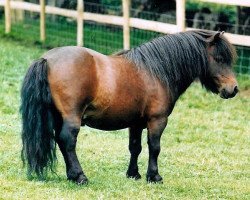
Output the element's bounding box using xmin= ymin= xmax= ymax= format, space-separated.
xmin=118 ymin=30 xmax=236 ymax=90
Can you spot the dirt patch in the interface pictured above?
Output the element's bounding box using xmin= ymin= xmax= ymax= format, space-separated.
xmin=239 ymin=88 xmax=250 ymax=98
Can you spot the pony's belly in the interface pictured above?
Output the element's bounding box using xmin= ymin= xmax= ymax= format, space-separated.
xmin=82 ymin=118 xmax=131 ymax=130
xmin=81 ymin=94 xmax=147 ymax=129
xmin=81 ymin=112 xmax=146 ymax=131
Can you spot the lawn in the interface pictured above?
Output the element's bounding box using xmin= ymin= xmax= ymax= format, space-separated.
xmin=0 ymin=38 xmax=249 ymax=200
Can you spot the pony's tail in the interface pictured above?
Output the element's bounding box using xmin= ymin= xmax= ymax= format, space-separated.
xmin=20 ymin=58 xmax=56 ymax=179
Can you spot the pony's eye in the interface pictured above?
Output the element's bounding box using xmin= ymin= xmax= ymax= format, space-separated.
xmin=215 ymin=56 xmax=224 ymax=63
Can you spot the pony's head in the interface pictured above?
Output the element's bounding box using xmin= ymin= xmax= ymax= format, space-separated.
xmin=200 ymin=31 xmax=238 ymax=99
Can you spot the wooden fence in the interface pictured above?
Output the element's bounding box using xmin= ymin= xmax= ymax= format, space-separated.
xmin=0 ymin=0 xmax=250 ymax=49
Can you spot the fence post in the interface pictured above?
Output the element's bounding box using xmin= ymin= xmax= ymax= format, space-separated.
xmin=5 ymin=0 xmax=11 ymax=34
xmin=40 ymin=0 xmax=46 ymax=42
xmin=122 ymin=0 xmax=130 ymax=50
xmin=77 ymin=0 xmax=84 ymax=46
xmin=14 ymin=0 xmax=24 ymax=22
xmin=176 ymin=0 xmax=186 ymax=32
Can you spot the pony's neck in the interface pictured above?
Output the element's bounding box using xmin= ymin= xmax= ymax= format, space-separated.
xmin=122 ymin=32 xmax=209 ymax=100
xmin=169 ymin=73 xmax=197 ymax=101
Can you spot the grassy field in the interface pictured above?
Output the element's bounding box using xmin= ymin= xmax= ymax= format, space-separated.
xmin=0 ymin=38 xmax=249 ymax=200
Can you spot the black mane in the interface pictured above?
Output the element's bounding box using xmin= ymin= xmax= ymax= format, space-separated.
xmin=118 ymin=30 xmax=236 ymax=93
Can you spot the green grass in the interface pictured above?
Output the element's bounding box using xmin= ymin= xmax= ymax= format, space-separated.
xmin=0 ymin=38 xmax=250 ymax=200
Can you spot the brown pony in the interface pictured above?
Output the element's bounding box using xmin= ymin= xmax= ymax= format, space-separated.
xmin=20 ymin=30 xmax=238 ymax=184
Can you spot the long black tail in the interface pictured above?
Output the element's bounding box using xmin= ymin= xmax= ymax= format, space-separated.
xmin=20 ymin=58 xmax=56 ymax=178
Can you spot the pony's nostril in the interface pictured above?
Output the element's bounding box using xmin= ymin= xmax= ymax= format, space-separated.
xmin=234 ymin=86 xmax=239 ymax=94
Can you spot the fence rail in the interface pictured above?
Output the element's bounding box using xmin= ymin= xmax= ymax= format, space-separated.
xmin=200 ymin=0 xmax=250 ymax=7
xmin=0 ymin=0 xmax=250 ymax=48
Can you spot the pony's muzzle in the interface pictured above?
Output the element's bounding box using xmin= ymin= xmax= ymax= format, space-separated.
xmin=220 ymin=85 xmax=238 ymax=99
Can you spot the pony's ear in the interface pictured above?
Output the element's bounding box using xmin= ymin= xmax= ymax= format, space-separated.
xmin=213 ymin=32 xmax=221 ymax=41
xmin=207 ymin=31 xmax=223 ymax=43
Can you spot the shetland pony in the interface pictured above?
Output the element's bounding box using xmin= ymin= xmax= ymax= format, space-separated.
xmin=20 ymin=30 xmax=238 ymax=184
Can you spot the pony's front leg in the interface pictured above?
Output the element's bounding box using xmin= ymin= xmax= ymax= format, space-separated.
xmin=126 ymin=126 xmax=143 ymax=179
xmin=146 ymin=117 xmax=167 ymax=183
xmin=57 ymin=119 xmax=88 ymax=185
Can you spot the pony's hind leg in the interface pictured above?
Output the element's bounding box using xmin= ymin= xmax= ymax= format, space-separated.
xmin=52 ymin=109 xmax=87 ymax=184
xmin=126 ymin=126 xmax=143 ymax=180
xmin=57 ymin=115 xmax=88 ymax=185
xmin=46 ymin=57 xmax=94 ymax=184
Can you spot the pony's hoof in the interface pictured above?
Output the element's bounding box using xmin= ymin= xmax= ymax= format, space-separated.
xmin=76 ymin=174 xmax=88 ymax=185
xmin=126 ymin=172 xmax=141 ymax=180
xmin=146 ymin=174 xmax=163 ymax=183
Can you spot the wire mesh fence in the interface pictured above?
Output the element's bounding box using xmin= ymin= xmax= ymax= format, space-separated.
xmin=236 ymin=46 xmax=250 ymax=74
xmin=0 ymin=1 xmax=249 ymax=75
xmin=46 ymin=15 xmax=77 ymax=47
xmin=84 ymin=23 xmax=123 ymax=54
